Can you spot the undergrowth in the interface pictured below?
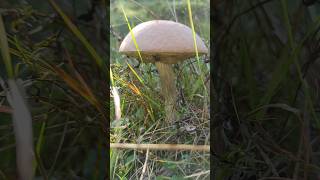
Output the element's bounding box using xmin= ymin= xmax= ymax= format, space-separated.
xmin=110 ymin=0 xmax=210 ymax=179
xmin=213 ymin=0 xmax=320 ymax=179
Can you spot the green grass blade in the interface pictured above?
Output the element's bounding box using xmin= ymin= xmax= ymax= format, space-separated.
xmin=0 ymin=15 xmax=14 ymax=78
xmin=281 ymin=0 xmax=294 ymax=49
xmin=110 ymin=67 xmax=115 ymax=87
xmin=33 ymin=121 xmax=46 ymax=175
xmin=240 ymin=39 xmax=257 ymax=108
xmin=120 ymin=6 xmax=145 ymax=86
xmin=186 ymin=0 xmax=208 ymax=99
xmin=120 ymin=5 xmax=143 ymax=63
xmin=187 ymin=0 xmax=199 ymax=61
xmin=126 ymin=62 xmax=144 ymax=84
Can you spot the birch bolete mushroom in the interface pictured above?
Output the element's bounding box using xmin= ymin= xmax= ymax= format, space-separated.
xmin=119 ymin=20 xmax=208 ymax=122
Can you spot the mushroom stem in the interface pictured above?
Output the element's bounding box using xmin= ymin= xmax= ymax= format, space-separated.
xmin=155 ymin=62 xmax=177 ymax=123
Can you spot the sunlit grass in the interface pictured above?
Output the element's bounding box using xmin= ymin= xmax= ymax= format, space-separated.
xmin=110 ymin=0 xmax=210 ymax=179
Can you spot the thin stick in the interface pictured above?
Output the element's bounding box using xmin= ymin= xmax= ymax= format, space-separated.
xmin=110 ymin=143 xmax=210 ymax=152
xmin=184 ymin=170 xmax=210 ymax=179
xmin=139 ymin=149 xmax=149 ymax=180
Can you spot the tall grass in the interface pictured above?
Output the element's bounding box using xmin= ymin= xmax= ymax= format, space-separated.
xmin=0 ymin=1 xmax=108 ymax=178
xmin=0 ymin=14 xmax=34 ymax=180
xmin=110 ymin=0 xmax=210 ymax=178
xmin=213 ymin=0 xmax=320 ymax=178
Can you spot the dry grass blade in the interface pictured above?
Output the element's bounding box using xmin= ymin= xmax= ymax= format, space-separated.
xmin=51 ymin=65 xmax=100 ymax=110
xmin=184 ymin=170 xmax=210 ymax=179
xmin=8 ymin=80 xmax=35 ymax=180
xmin=111 ymin=87 xmax=121 ymax=121
xmin=0 ymin=15 xmax=34 ymax=180
xmin=66 ymin=50 xmax=96 ymax=99
xmin=139 ymin=149 xmax=149 ymax=180
xmin=127 ymin=82 xmax=141 ymax=96
xmin=50 ymin=64 xmax=108 ymax=135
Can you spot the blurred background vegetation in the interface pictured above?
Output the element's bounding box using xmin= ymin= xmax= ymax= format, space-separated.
xmin=5 ymin=0 xmax=320 ymax=179
xmin=213 ymin=0 xmax=320 ymax=179
xmin=110 ymin=0 xmax=210 ymax=179
xmin=0 ymin=0 xmax=107 ymax=179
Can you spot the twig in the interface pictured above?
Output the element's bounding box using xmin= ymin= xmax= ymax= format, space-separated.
xmin=110 ymin=143 xmax=210 ymax=152
xmin=184 ymin=170 xmax=210 ymax=179
xmin=139 ymin=149 xmax=149 ymax=180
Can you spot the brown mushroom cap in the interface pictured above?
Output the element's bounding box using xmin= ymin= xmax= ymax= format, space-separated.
xmin=119 ymin=20 xmax=208 ymax=64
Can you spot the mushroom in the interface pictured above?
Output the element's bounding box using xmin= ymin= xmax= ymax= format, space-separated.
xmin=119 ymin=20 xmax=208 ymax=123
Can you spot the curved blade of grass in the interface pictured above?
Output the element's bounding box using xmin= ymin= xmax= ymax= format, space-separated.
xmin=51 ymin=65 xmax=101 ymax=109
xmin=65 ymin=49 xmax=104 ymax=111
xmin=246 ymin=103 xmax=300 ymax=118
xmin=120 ymin=5 xmax=146 ymax=86
xmin=47 ymin=0 xmax=106 ymax=74
xmin=8 ymin=79 xmax=35 ymax=180
xmin=33 ymin=121 xmax=46 ymax=175
xmin=0 ymin=15 xmax=34 ymax=180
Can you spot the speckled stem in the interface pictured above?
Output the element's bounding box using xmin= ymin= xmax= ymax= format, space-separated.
xmin=155 ymin=62 xmax=177 ymax=123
